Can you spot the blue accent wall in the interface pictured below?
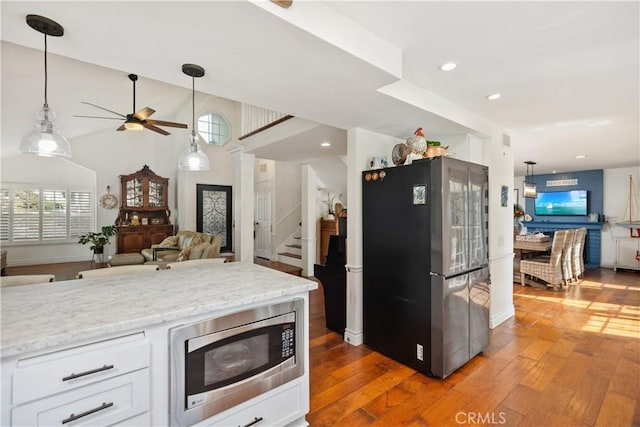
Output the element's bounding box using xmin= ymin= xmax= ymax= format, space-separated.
xmin=524 ymin=169 xmax=603 ymax=223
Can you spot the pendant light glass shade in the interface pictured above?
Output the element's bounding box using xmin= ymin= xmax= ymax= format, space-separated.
xmin=178 ymin=131 xmax=210 ymax=171
xmin=20 ymin=104 xmax=72 ymax=157
xmin=178 ymin=64 xmax=209 ymax=171
xmin=21 ymin=15 xmax=71 ymax=158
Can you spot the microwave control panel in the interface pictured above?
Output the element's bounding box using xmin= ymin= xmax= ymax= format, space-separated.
xmin=281 ymin=324 xmax=295 ymax=358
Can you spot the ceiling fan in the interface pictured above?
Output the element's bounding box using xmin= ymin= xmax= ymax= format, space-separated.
xmin=75 ymin=73 xmax=187 ymax=135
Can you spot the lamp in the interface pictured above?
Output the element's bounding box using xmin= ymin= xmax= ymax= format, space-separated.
xmin=178 ymin=64 xmax=209 ymax=171
xmin=20 ymin=15 xmax=72 ymax=158
xmin=523 ymin=161 xmax=537 ymax=198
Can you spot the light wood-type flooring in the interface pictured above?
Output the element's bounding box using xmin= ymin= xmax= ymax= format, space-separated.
xmin=5 ymin=262 xmax=639 ymax=426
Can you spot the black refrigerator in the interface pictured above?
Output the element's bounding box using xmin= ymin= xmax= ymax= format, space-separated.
xmin=362 ymin=156 xmax=490 ymax=378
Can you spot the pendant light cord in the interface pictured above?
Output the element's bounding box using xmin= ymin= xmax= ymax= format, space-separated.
xmin=43 ymin=33 xmax=48 ymax=106
xmin=192 ymin=76 xmax=195 ymax=134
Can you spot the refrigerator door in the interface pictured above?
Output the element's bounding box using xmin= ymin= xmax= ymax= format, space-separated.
xmin=430 ymin=272 xmax=470 ymax=378
xmin=362 ymin=163 xmax=431 ymax=372
xmin=469 ymin=267 xmax=490 ymax=357
xmin=468 ymin=164 xmax=489 ymax=269
xmin=430 ymin=157 xmax=470 ymax=276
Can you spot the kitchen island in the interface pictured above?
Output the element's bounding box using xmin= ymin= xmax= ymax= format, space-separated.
xmin=1 ymin=262 xmax=317 ymax=426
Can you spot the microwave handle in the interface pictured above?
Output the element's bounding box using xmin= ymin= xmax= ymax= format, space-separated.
xmin=243 ymin=416 xmax=264 ymax=427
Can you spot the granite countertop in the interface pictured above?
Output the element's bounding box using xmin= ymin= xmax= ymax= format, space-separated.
xmin=1 ymin=262 xmax=317 ymax=359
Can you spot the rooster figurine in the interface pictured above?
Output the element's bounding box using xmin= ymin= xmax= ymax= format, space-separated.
xmin=406 ymin=127 xmax=427 ymax=155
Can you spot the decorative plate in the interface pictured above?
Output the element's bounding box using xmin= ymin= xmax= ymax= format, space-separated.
xmin=99 ymin=186 xmax=118 ymax=209
xmin=524 ymin=214 xmax=533 ymax=222
xmin=392 ymin=143 xmax=408 ymax=166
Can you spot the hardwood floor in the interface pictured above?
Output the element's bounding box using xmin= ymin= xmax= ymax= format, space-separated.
xmin=308 ymin=268 xmax=639 ymax=427
xmin=4 ymin=262 xmax=638 ymax=426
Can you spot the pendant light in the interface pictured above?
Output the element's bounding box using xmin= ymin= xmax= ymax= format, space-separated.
xmin=178 ymin=64 xmax=210 ymax=171
xmin=20 ymin=15 xmax=72 ymax=158
xmin=523 ymin=161 xmax=537 ymax=198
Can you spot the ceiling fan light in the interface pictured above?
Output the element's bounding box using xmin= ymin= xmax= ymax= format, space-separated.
xmin=124 ymin=121 xmax=143 ymax=131
xmin=20 ymin=105 xmax=72 ymax=158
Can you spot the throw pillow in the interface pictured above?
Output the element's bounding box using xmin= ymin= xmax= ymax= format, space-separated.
xmin=176 ymin=247 xmax=192 ymax=262
xmin=159 ymin=236 xmax=178 ymax=247
xmin=188 ymin=242 xmax=210 ymax=260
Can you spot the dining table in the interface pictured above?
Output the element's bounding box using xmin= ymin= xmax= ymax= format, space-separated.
xmin=513 ymin=238 xmax=553 ymax=285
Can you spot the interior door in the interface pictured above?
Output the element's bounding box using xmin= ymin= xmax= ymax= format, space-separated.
xmin=255 ymin=182 xmax=271 ymax=259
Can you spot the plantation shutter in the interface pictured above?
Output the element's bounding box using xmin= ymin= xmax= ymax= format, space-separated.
xmin=13 ymin=189 xmax=40 ymax=241
xmin=69 ymin=191 xmax=93 ymax=238
xmin=0 ymin=188 xmax=10 ymax=242
xmin=42 ymin=190 xmax=67 ymax=240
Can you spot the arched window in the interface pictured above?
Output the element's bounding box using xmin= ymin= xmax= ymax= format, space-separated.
xmin=197 ymin=112 xmax=231 ymax=145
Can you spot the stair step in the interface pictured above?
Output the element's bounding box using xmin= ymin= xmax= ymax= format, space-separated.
xmin=278 ymin=252 xmax=302 ymax=260
xmin=286 ymin=244 xmax=302 ymax=249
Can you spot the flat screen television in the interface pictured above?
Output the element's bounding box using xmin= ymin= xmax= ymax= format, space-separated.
xmin=534 ymin=190 xmax=588 ymax=216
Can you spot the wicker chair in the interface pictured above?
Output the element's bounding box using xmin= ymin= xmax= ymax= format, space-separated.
xmin=520 ymin=230 xmax=567 ymax=290
xmin=571 ymin=227 xmax=587 ymax=282
xmin=561 ymin=229 xmax=577 ymax=287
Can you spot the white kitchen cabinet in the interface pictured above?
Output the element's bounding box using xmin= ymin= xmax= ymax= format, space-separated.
xmin=195 ymin=381 xmax=306 ymax=427
xmin=12 ymin=369 xmax=149 ymax=426
xmin=6 ymin=333 xmax=150 ymax=427
xmin=614 ymin=237 xmax=640 ymax=271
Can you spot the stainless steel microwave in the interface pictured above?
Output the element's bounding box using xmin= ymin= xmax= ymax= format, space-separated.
xmin=169 ymin=299 xmax=304 ymax=426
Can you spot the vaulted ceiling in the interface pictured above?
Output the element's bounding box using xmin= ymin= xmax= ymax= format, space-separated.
xmin=2 ymin=1 xmax=638 ymax=176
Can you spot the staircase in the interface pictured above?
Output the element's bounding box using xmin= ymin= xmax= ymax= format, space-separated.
xmin=277 ymin=235 xmax=303 ymax=270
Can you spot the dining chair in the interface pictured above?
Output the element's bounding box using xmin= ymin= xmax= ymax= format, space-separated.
xmin=520 ymin=230 xmax=567 ymax=290
xmin=76 ymin=264 xmax=159 ymax=279
xmin=166 ymin=258 xmax=226 ymax=270
xmin=0 ymin=274 xmax=55 ymax=287
xmin=561 ymin=229 xmax=577 ymax=287
xmin=571 ymin=227 xmax=587 ymax=282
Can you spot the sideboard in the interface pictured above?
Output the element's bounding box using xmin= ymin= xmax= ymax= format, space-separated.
xmin=523 ymin=221 xmax=604 ymax=269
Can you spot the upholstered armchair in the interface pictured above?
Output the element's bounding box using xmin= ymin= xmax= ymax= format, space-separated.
xmin=141 ymin=230 xmax=222 ymax=263
xmin=520 ymin=230 xmax=567 ymax=290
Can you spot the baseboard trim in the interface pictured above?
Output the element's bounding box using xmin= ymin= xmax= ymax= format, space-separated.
xmin=490 ymin=305 xmax=515 ymax=329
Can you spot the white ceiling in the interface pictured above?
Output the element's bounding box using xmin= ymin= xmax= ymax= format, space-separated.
xmin=1 ymin=1 xmax=638 ymax=176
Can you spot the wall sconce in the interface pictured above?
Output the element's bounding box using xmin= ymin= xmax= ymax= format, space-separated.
xmin=523 ymin=161 xmax=537 ymax=198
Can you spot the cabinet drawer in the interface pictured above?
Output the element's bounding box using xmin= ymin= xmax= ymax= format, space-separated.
xmin=13 ymin=335 xmax=149 ymax=405
xmin=203 ymin=382 xmax=303 ymax=427
xmin=12 ymin=368 xmax=149 ymax=426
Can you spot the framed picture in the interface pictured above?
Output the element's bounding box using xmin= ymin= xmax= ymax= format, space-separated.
xmin=196 ymin=184 xmax=232 ymax=252
xmin=141 ymin=218 xmax=148 ymax=225
xmin=501 ymin=185 xmax=509 ymax=207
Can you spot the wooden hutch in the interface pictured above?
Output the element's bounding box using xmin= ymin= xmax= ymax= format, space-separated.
xmin=115 ymin=165 xmax=173 ymax=254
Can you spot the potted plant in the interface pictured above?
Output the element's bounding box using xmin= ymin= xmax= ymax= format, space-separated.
xmin=78 ymin=225 xmax=116 ymax=254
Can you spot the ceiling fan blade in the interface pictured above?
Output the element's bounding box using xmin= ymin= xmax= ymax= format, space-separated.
xmin=81 ymin=102 xmax=127 ymax=118
xmin=146 ymin=119 xmax=188 ymax=129
xmin=74 ymin=115 xmax=124 ymax=120
xmin=134 ymin=107 xmax=155 ymax=120
xmin=116 ymin=124 xmax=126 ymax=131
xmin=143 ymin=123 xmax=170 ymax=135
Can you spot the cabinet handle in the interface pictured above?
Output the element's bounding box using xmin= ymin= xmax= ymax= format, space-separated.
xmin=62 ymin=401 xmax=114 ymax=424
xmin=241 ymin=416 xmax=264 ymax=427
xmin=62 ymin=364 xmax=114 ymax=381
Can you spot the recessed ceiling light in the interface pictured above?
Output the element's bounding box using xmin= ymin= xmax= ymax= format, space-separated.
xmin=321 ymin=142 xmax=331 ymax=147
xmin=576 ymin=155 xmax=587 ymax=159
xmin=486 ymin=93 xmax=501 ymax=101
xmin=440 ymin=62 xmax=457 ymax=71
